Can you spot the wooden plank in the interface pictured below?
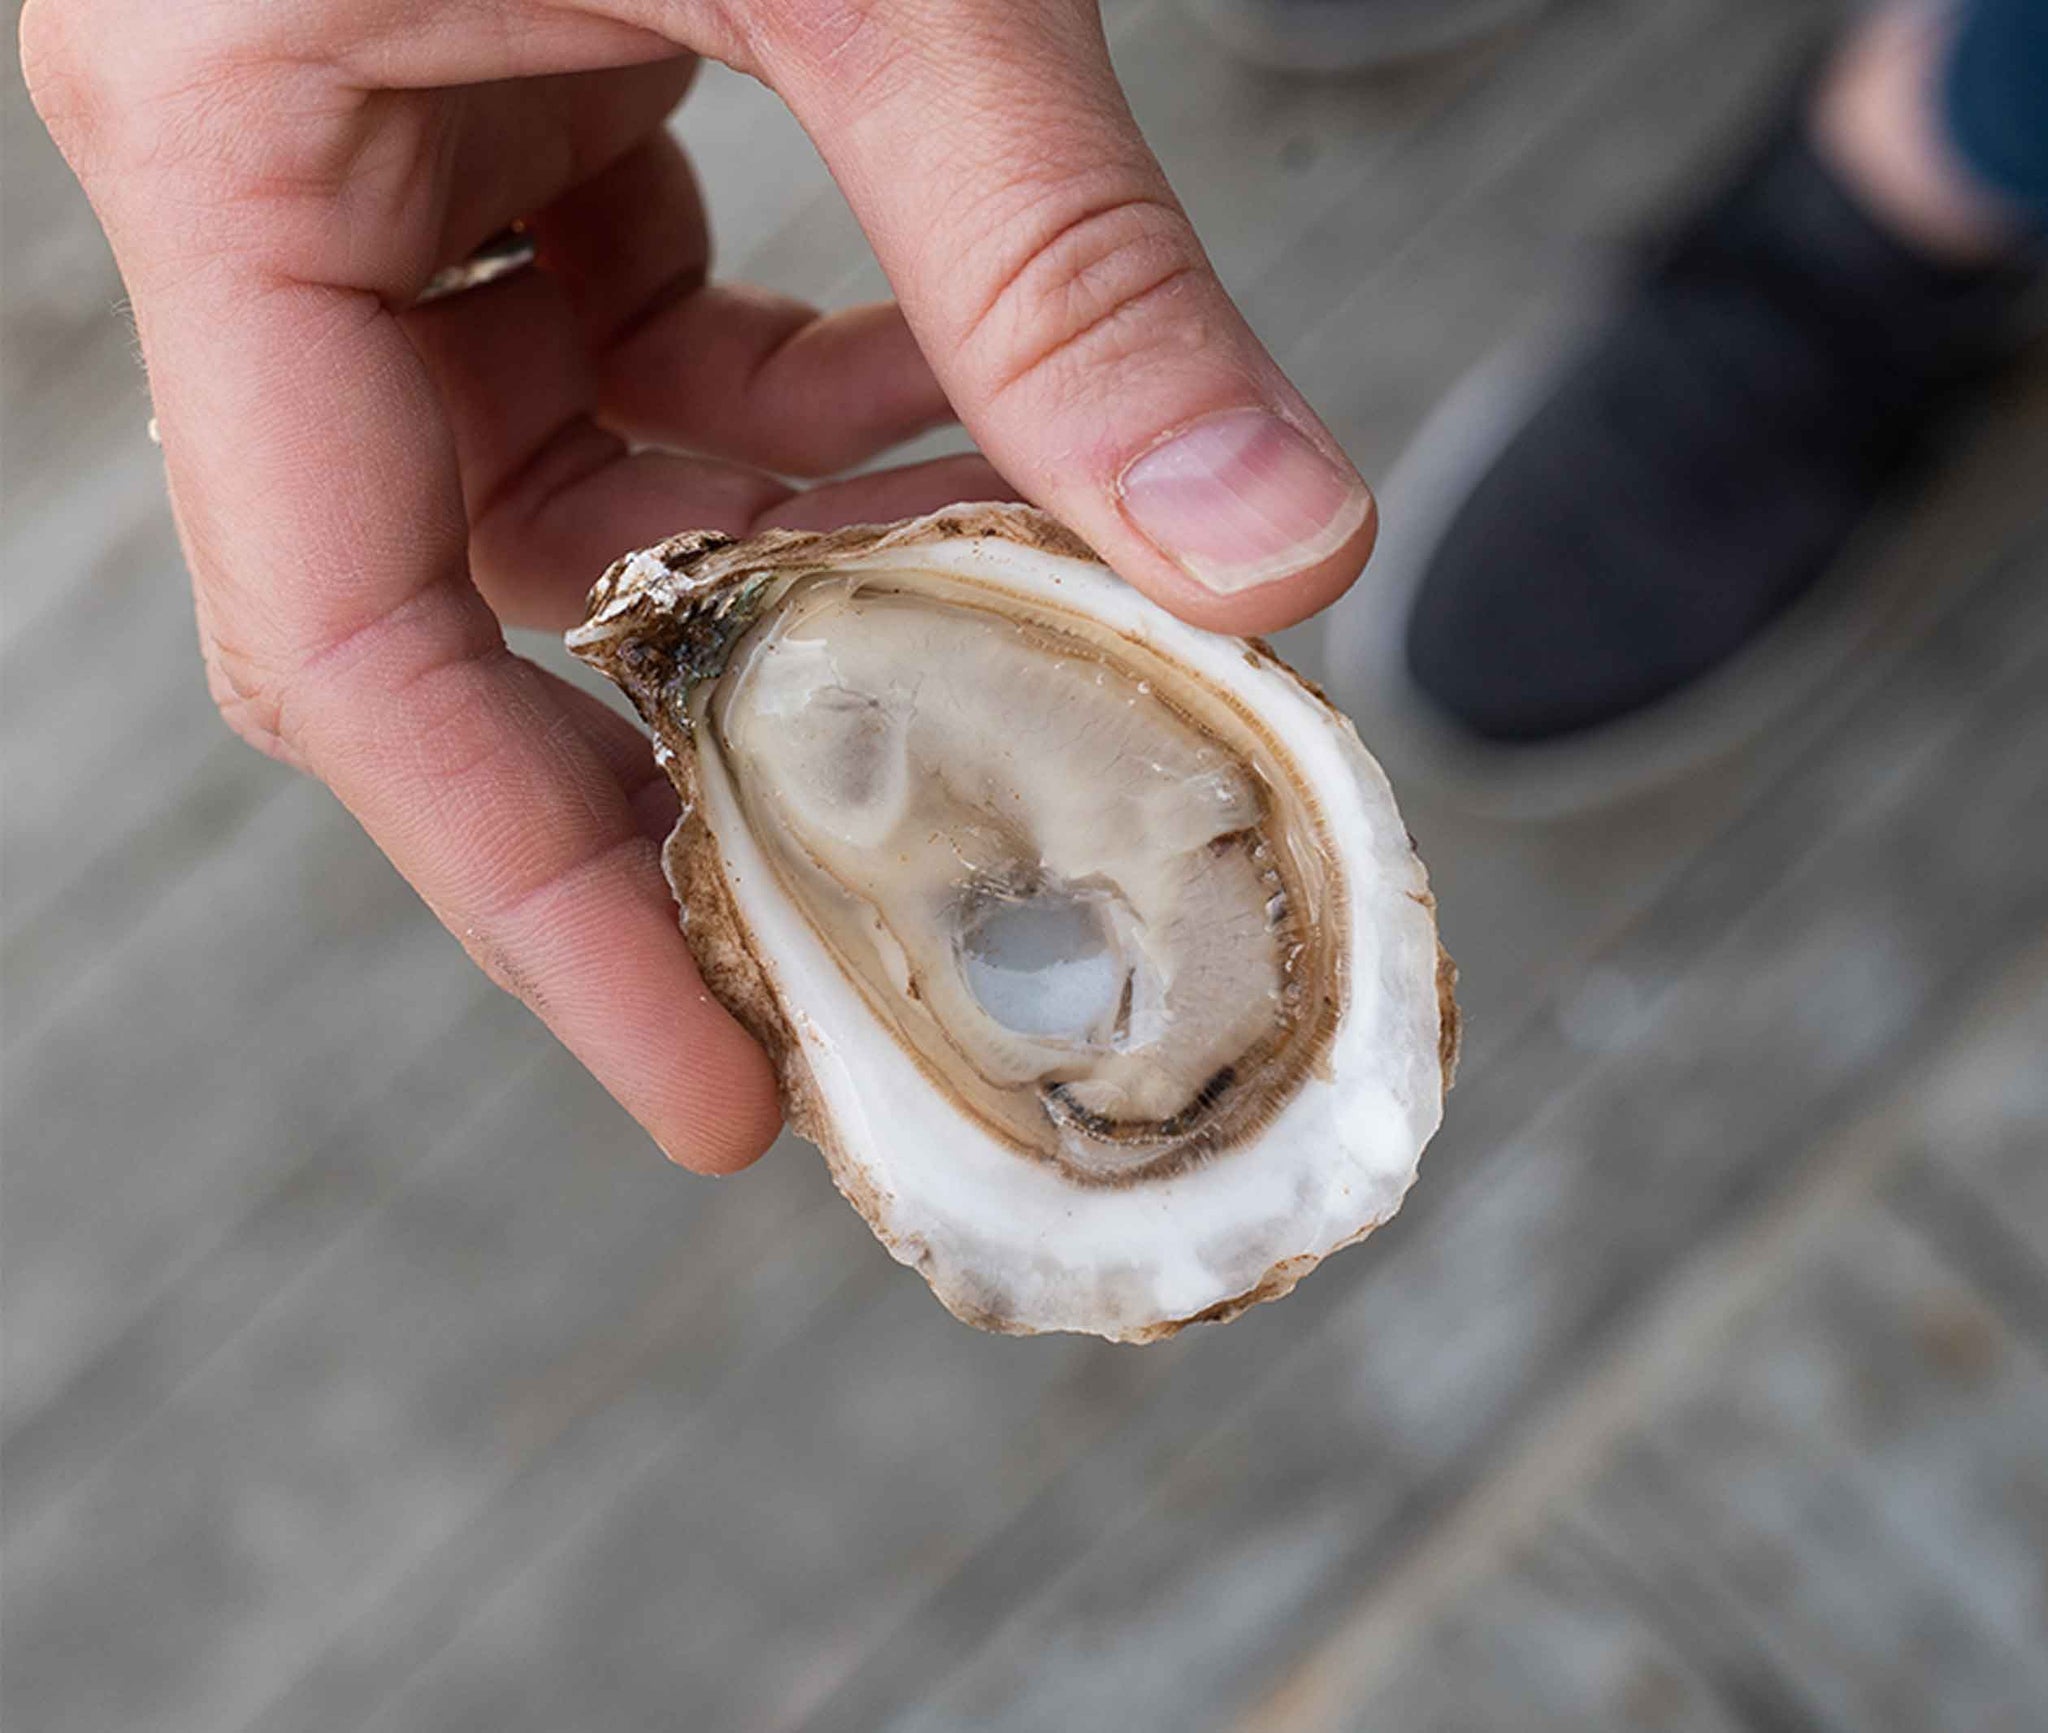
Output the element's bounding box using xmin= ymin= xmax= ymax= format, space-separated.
xmin=1340 ymin=1532 xmax=1750 ymax=1733
xmin=722 ymin=0 xmax=1800 ymax=327
xmin=0 ymin=983 xmax=527 ymax=1530
xmin=830 ymin=524 xmax=2048 ymax=1733
xmin=1 ymin=74 xmax=163 ymax=656
xmin=1 ymin=418 xmax=167 ymax=665
xmin=0 ymin=452 xmax=219 ymax=965
xmin=323 ymin=1292 xmax=1182 ymax=1733
xmin=1111 ymin=0 xmax=1516 ymax=315
xmin=1 ymin=73 xmax=138 ymax=456
xmin=1571 ymin=1205 xmax=2048 ymax=1733
xmin=1253 ymin=0 xmax=1842 ymax=468
xmin=0 ymin=781 xmax=485 ymax=1435
xmin=1910 ymin=985 xmax=2048 ymax=1282
xmin=1 ymin=1060 xmax=870 ymax=1733
xmin=1241 ymin=935 xmax=2048 ymax=1733
xmin=2 ymin=730 xmax=286 ymax=1016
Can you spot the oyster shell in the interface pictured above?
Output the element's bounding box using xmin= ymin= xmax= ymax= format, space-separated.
xmin=569 ymin=505 xmax=1455 ymax=1342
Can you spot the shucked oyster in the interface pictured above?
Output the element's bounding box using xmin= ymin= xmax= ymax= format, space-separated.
xmin=569 ymin=505 xmax=1454 ymax=1342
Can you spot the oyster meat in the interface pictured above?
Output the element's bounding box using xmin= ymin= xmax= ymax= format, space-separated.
xmin=569 ymin=505 xmax=1454 ymax=1342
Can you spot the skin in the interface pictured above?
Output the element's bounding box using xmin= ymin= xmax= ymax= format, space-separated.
xmin=1813 ymin=1 xmax=2029 ymax=266
xmin=20 ymin=0 xmax=1378 ymax=1172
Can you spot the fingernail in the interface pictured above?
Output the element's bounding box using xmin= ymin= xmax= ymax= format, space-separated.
xmin=1117 ymin=409 xmax=1370 ymax=594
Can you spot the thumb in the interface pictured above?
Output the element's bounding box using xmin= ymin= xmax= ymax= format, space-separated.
xmin=754 ymin=0 xmax=1374 ymax=633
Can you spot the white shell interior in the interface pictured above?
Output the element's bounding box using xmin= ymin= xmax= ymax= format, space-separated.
xmin=684 ymin=529 xmax=1444 ymax=1340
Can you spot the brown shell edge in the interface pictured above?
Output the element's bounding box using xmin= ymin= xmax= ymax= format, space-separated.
xmin=593 ymin=504 xmax=1460 ymax=1344
xmin=1241 ymin=631 xmax=1462 ymax=1095
xmin=661 ymin=814 xmax=898 ymax=1246
xmin=665 ymin=803 xmax=1051 ymax=1337
xmin=1125 ymin=875 xmax=1458 ymax=1346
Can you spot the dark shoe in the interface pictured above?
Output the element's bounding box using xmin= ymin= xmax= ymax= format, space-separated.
xmin=1395 ymin=123 xmax=2032 ymax=746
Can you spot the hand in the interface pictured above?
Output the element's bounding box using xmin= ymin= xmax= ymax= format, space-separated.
xmin=21 ymin=0 xmax=1377 ymax=1172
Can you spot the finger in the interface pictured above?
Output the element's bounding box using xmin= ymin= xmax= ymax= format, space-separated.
xmin=607 ymin=289 xmax=954 ymax=478
xmin=402 ymin=265 xmax=1008 ymax=629
xmin=756 ymin=0 xmax=1374 ymax=634
xmin=402 ymin=267 xmax=788 ymax=624
xmin=434 ymin=58 xmax=697 ymax=274
xmin=530 ymin=131 xmax=954 ymax=475
xmin=532 ymin=667 xmax=682 ymax=844
xmin=125 ymin=266 xmax=782 ymax=1173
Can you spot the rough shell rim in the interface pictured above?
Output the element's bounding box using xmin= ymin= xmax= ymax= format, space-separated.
xmin=571 ymin=503 xmax=1458 ymax=1341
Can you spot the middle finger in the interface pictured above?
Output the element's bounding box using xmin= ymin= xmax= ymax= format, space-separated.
xmin=401 ymin=264 xmax=1011 ymax=630
xmin=532 ymin=130 xmax=958 ymax=477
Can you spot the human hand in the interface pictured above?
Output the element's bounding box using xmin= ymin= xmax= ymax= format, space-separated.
xmin=21 ymin=0 xmax=1377 ymax=1172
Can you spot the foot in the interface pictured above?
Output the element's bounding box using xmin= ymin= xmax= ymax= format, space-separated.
xmin=1400 ymin=122 xmax=2032 ymax=744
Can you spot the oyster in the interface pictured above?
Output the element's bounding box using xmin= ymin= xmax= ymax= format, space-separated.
xmin=569 ymin=505 xmax=1454 ymax=1342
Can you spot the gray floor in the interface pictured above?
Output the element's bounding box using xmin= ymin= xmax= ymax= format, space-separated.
xmin=6 ymin=1 xmax=2048 ymax=1730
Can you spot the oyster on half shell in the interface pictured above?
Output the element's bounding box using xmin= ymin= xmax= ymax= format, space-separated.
xmin=569 ymin=505 xmax=1455 ymax=1342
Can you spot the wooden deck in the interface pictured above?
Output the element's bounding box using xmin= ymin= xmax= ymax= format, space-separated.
xmin=6 ymin=1 xmax=2046 ymax=1729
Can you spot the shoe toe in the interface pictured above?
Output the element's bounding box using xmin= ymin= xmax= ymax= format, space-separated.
xmin=1402 ymin=309 xmax=1866 ymax=744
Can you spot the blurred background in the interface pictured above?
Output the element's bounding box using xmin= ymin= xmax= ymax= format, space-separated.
xmin=5 ymin=0 xmax=2047 ymax=1729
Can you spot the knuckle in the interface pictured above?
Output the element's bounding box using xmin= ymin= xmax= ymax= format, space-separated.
xmin=457 ymin=928 xmax=541 ymax=1008
xmin=960 ymin=191 xmax=1206 ymax=406
xmin=200 ymin=635 xmax=298 ymax=767
xmin=19 ymin=0 xmax=111 ymax=159
xmin=744 ymin=0 xmax=896 ymax=77
xmin=22 ymin=0 xmax=288 ymax=198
